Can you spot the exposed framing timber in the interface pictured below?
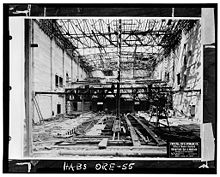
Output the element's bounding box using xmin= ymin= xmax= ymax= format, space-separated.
xmin=124 ymin=115 xmax=141 ymax=146
xmin=128 ymin=114 xmax=166 ymax=146
xmin=134 ymin=127 xmax=150 ymax=144
xmin=24 ymin=19 xmax=33 ymax=157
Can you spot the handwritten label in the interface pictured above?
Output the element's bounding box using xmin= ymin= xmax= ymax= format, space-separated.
xmin=94 ymin=162 xmax=135 ymax=171
xmin=63 ymin=162 xmax=87 ymax=171
xmin=63 ymin=162 xmax=135 ymax=172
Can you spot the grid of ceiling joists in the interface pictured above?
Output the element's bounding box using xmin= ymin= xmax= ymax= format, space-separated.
xmin=56 ymin=19 xmax=178 ymax=74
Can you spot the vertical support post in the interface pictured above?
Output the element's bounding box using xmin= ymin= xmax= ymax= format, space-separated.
xmin=31 ymin=20 xmax=35 ymax=123
xmin=50 ymin=35 xmax=53 ymax=117
xmin=27 ymin=4 xmax=31 ymax=16
xmin=114 ymin=19 xmax=122 ymax=141
xmin=172 ymin=8 xmax=175 ymax=17
xmin=62 ymin=49 xmax=65 ymax=84
xmin=62 ymin=49 xmax=65 ymax=115
xmin=133 ymin=44 xmax=137 ymax=78
xmin=24 ymin=19 xmax=33 ymax=157
xmin=132 ymin=99 xmax=135 ymax=113
xmin=116 ymin=81 xmax=120 ymax=118
xmin=77 ymin=56 xmax=79 ymax=81
xmin=173 ymin=54 xmax=175 ymax=87
xmin=43 ymin=7 xmax=47 ymax=17
xmin=82 ymin=98 xmax=84 ymax=113
xmin=116 ymin=19 xmax=122 ymax=120
xmin=71 ymin=58 xmax=73 ymax=82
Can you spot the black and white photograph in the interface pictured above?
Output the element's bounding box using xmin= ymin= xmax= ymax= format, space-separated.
xmin=3 ymin=4 xmax=217 ymax=173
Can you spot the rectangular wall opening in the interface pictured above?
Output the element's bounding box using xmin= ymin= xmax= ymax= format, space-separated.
xmin=57 ymin=104 xmax=61 ymax=114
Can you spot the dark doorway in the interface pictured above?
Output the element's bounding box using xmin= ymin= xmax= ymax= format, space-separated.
xmin=73 ymin=102 xmax=77 ymax=111
xmin=97 ymin=102 xmax=103 ymax=111
xmin=57 ymin=104 xmax=61 ymax=114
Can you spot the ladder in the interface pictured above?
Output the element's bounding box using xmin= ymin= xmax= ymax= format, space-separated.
xmin=33 ymin=96 xmax=44 ymax=124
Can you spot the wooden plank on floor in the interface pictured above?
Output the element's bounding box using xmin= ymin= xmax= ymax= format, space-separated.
xmin=58 ymin=139 xmax=100 ymax=146
xmin=129 ymin=114 xmax=166 ymax=146
xmin=124 ymin=116 xmax=141 ymax=146
xmin=98 ymin=138 xmax=108 ymax=149
xmin=134 ymin=127 xmax=149 ymax=144
xmin=76 ymin=135 xmax=111 ymax=138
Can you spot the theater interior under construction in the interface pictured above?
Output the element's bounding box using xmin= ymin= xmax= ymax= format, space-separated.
xmin=8 ymin=11 xmax=215 ymax=158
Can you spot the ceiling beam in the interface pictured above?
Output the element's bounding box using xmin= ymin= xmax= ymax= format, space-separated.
xmin=60 ymin=30 xmax=171 ymax=38
xmin=77 ymin=44 xmax=167 ymax=49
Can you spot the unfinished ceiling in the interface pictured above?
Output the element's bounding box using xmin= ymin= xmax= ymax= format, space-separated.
xmin=35 ymin=18 xmax=198 ymax=78
xmin=56 ymin=19 xmax=177 ymax=73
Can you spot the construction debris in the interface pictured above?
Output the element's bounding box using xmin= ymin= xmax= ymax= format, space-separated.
xmin=32 ymin=108 xmax=200 ymax=158
xmin=98 ymin=138 xmax=108 ymax=149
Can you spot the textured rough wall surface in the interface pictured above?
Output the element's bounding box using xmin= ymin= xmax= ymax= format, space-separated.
xmin=173 ymin=21 xmax=201 ymax=122
xmin=153 ymin=21 xmax=202 ymax=122
xmin=32 ymin=21 xmax=87 ymax=123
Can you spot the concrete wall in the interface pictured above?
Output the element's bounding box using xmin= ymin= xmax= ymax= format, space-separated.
xmin=32 ymin=20 xmax=87 ymax=123
xmin=153 ymin=21 xmax=202 ymax=122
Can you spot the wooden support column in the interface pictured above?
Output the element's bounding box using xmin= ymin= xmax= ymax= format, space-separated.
xmin=71 ymin=58 xmax=73 ymax=82
xmin=132 ymin=99 xmax=135 ymax=113
xmin=77 ymin=56 xmax=79 ymax=81
xmin=116 ymin=81 xmax=120 ymax=118
xmin=62 ymin=49 xmax=65 ymax=114
xmin=114 ymin=19 xmax=122 ymax=141
xmin=81 ymin=98 xmax=84 ymax=113
xmin=50 ymin=36 xmax=53 ymax=116
xmin=116 ymin=19 xmax=122 ymax=119
xmin=24 ymin=19 xmax=33 ymax=157
xmin=31 ymin=20 xmax=35 ymax=124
